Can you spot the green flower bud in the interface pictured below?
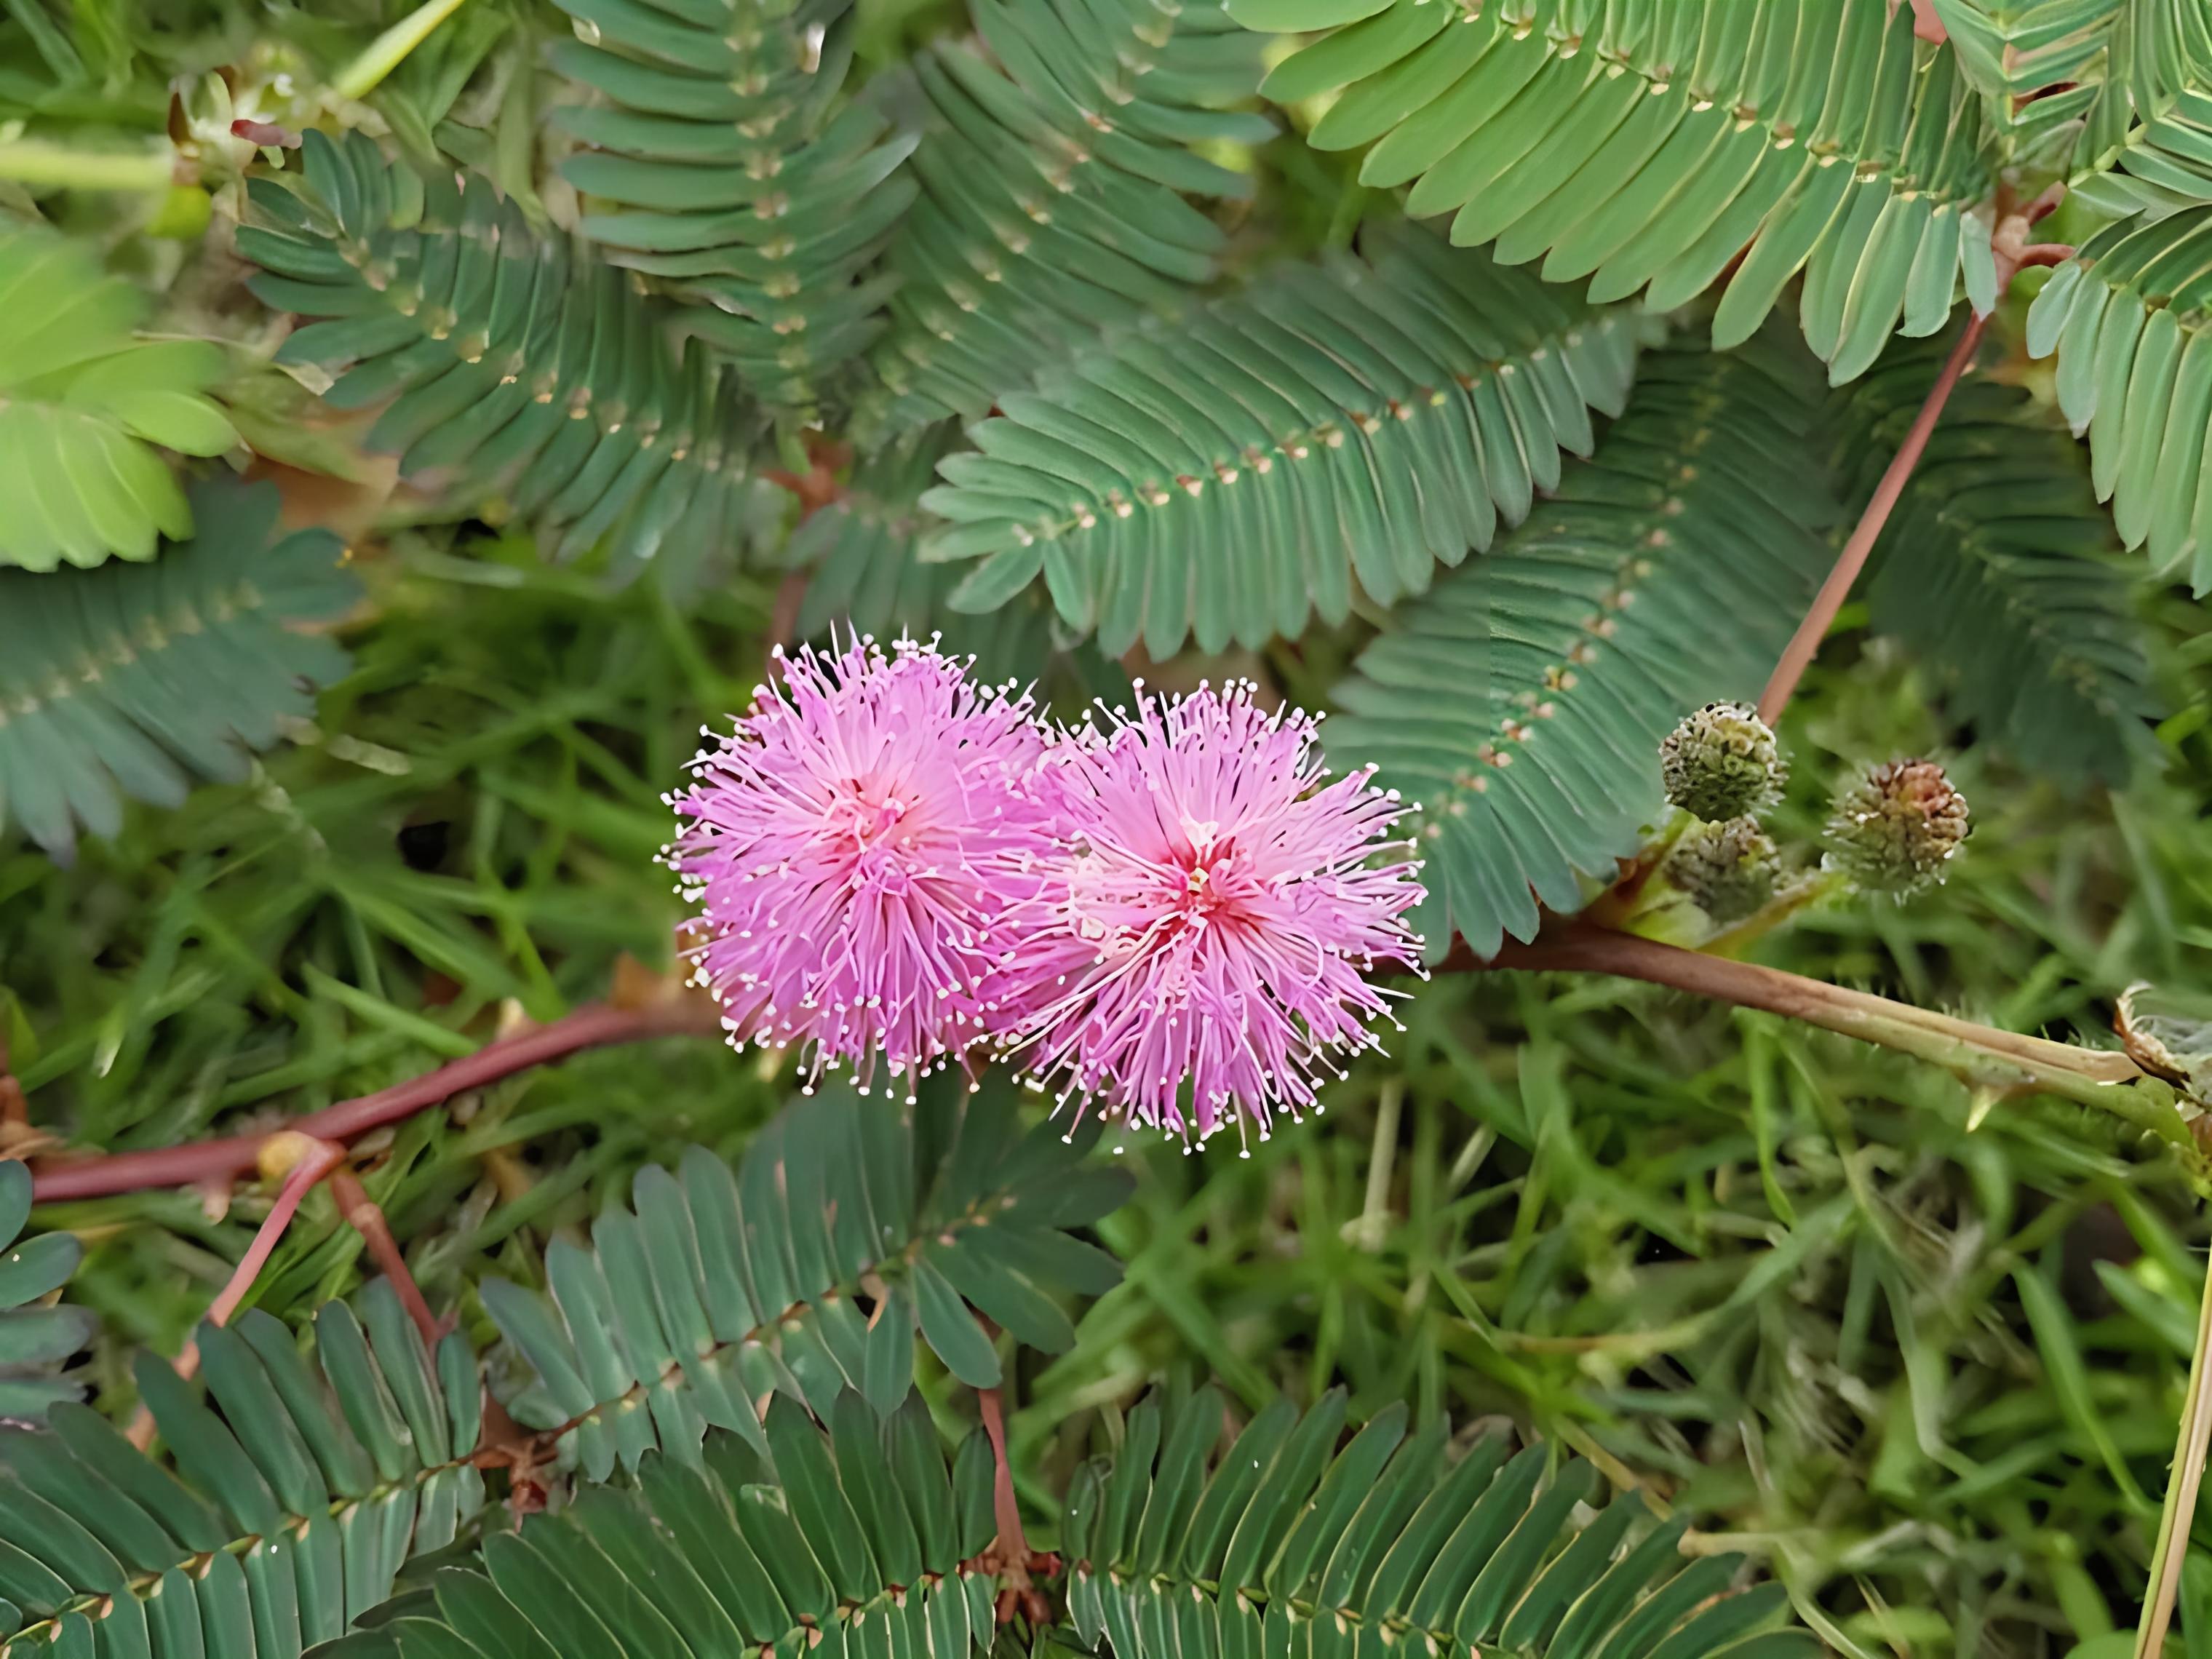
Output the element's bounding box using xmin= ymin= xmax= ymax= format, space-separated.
xmin=1822 ymin=758 xmax=1969 ymax=896
xmin=1658 ymin=701 xmax=1786 ymax=821
xmin=1666 ymin=816 xmax=1779 ymax=925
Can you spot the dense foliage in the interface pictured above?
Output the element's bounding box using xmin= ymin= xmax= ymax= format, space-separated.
xmin=12 ymin=4 xmax=2212 ymax=1659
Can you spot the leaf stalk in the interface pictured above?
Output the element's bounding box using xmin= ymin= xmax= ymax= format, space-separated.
xmin=1456 ymin=927 xmax=2200 ymax=1167
xmin=31 ymin=997 xmax=721 ymax=1201
xmin=0 ymin=140 xmax=172 ymax=191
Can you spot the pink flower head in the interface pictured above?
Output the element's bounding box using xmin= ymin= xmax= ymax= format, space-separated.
xmin=665 ymin=634 xmax=1052 ymax=1097
xmin=1001 ymin=680 xmax=1425 ymax=1148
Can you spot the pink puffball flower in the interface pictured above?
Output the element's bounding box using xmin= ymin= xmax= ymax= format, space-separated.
xmin=1000 ymin=679 xmax=1426 ymax=1148
xmin=664 ymin=634 xmax=1054 ymax=1098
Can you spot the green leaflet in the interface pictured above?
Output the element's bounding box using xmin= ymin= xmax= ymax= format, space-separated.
xmin=1936 ymin=1 xmax=2212 ymax=203
xmin=1066 ymin=1385 xmax=1816 ymax=1659
xmin=0 ymin=1162 xmax=89 ymax=1424
xmin=1930 ymin=0 xmax=2115 ymax=170
xmin=480 ymin=1073 xmax=1130 ymax=1481
xmin=2071 ymin=0 xmax=2212 ymax=178
xmin=919 ymin=222 xmax=1649 ymax=657
xmin=1834 ymin=331 xmax=2159 ymax=784
xmin=785 ymin=424 xmax=1069 ymax=686
xmin=0 ymin=1279 xmax=488 ymax=1656
xmin=2024 ymin=205 xmax=2212 ymax=589
xmin=0 ymin=476 xmax=358 ymax=864
xmin=349 ymin=1396 xmax=1002 ymax=1659
xmin=869 ymin=0 xmax=1271 ymax=431
xmin=2069 ymin=84 xmax=2212 ymax=218
xmin=550 ymin=0 xmax=919 ymax=413
xmin=782 ymin=425 xmax=1138 ymax=704
xmin=1247 ymin=0 xmax=1998 ymax=383
xmin=0 ymin=227 xmax=236 ymax=572
xmin=1328 ymin=329 xmax=1839 ymax=960
xmin=242 ymin=129 xmax=762 ymax=577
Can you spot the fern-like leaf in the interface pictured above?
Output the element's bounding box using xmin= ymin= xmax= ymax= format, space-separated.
xmin=787 ymin=429 xmax=1070 ymax=686
xmin=551 ymin=0 xmax=919 ymax=412
xmin=1245 ymin=0 xmax=1998 ymax=385
xmin=918 ymin=223 xmax=1647 ymax=657
xmin=0 ymin=476 xmax=357 ymax=863
xmin=1834 ymin=333 xmax=2159 ymax=782
xmin=0 ymin=1278 xmax=487 ymax=1657
xmin=0 ymin=1162 xmax=91 ymax=1425
xmin=2023 ymin=205 xmax=2212 ymax=584
xmin=242 ymin=130 xmax=760 ymax=573
xmin=1932 ymin=0 xmax=2118 ymax=168
xmin=328 ymin=1398 xmax=1003 ymax=1659
xmin=1936 ymin=1 xmax=2212 ymax=209
xmin=2073 ymin=0 xmax=2212 ymax=177
xmin=869 ymin=0 xmax=1272 ymax=431
xmin=1327 ymin=331 xmax=1837 ymax=960
xmin=1065 ymin=1383 xmax=1817 ymax=1659
xmin=480 ymin=1074 xmax=1129 ymax=1482
xmin=0 ymin=227 xmax=236 ymax=571
xmin=2074 ymin=84 xmax=2212 ymax=218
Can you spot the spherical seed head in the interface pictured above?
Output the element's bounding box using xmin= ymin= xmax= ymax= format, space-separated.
xmin=992 ymin=681 xmax=1426 ymax=1147
xmin=666 ymin=634 xmax=1054 ymax=1091
xmin=1822 ymin=758 xmax=1969 ymax=896
xmin=1659 ymin=701 xmax=1786 ymax=821
xmin=1666 ymin=816 xmax=1779 ymax=925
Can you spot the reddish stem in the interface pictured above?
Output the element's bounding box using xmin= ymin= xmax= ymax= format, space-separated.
xmin=1757 ymin=194 xmax=2075 ymax=726
xmin=1449 ymin=927 xmax=2201 ymax=1159
xmin=33 ymin=999 xmax=720 ymax=1202
xmin=1757 ymin=313 xmax=1984 ymax=723
xmin=1455 ymin=928 xmax=2139 ymax=1081
xmin=205 ymin=1141 xmax=346 ymax=1332
xmin=977 ymin=1383 xmax=1030 ymax=1561
xmin=764 ymin=434 xmax=853 ymax=521
xmin=129 ymin=1137 xmax=346 ymax=1447
xmin=328 ymin=1168 xmax=442 ymax=1346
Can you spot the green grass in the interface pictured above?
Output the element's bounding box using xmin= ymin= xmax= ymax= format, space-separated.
xmin=8 ymin=2 xmax=2212 ymax=1644
xmin=7 ymin=540 xmax=2211 ymax=1658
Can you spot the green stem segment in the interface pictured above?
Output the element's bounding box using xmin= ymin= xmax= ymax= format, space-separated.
xmin=2139 ymin=1250 xmax=2212 ymax=1659
xmin=1460 ymin=927 xmax=2197 ymax=1157
xmin=331 ymin=0 xmax=472 ymax=101
xmin=0 ymin=141 xmax=172 ymax=191
xmin=31 ymin=998 xmax=721 ymax=1202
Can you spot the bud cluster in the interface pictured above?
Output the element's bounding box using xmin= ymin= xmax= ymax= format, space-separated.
xmin=1653 ymin=702 xmax=1970 ymax=929
xmin=1821 ymin=758 xmax=1970 ymax=896
xmin=1659 ymin=701 xmax=1786 ymax=822
xmin=1666 ymin=817 xmax=1779 ymax=926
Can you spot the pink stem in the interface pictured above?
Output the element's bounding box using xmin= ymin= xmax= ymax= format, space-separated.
xmin=1758 ymin=314 xmax=1984 ymax=725
xmin=33 ymin=998 xmax=718 ymax=1202
xmin=329 ymin=1168 xmax=442 ymax=1345
xmin=204 ymin=1141 xmax=346 ymax=1329
xmin=129 ymin=1138 xmax=346 ymax=1449
xmin=977 ymin=1384 xmax=1030 ymax=1561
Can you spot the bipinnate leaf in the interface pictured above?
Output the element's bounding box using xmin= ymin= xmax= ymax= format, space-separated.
xmin=0 ymin=228 xmax=236 ymax=572
xmin=480 ymin=1073 xmax=1129 ymax=1476
xmin=0 ymin=1278 xmax=488 ymax=1655
xmin=0 ymin=477 xmax=358 ymax=863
